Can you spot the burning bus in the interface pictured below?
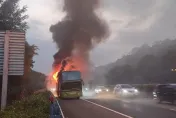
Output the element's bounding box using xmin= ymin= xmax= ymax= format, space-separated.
xmin=52 ymin=58 xmax=84 ymax=99
xmin=58 ymin=70 xmax=83 ymax=99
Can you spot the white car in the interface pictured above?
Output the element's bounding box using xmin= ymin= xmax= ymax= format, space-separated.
xmin=113 ymin=84 xmax=139 ymax=98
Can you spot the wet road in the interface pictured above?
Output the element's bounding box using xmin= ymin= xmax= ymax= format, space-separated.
xmin=87 ymin=98 xmax=176 ymax=118
xmin=59 ymin=99 xmax=130 ymax=118
xmin=59 ymin=97 xmax=176 ymax=118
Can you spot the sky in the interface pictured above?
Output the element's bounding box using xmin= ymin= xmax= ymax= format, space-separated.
xmin=19 ymin=0 xmax=176 ymax=74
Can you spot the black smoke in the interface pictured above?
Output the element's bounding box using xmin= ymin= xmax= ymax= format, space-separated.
xmin=50 ymin=0 xmax=109 ymax=70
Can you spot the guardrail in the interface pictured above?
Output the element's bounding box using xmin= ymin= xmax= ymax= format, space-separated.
xmin=49 ymin=92 xmax=64 ymax=118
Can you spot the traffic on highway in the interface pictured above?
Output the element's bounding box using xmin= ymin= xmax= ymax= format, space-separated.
xmin=56 ymin=84 xmax=176 ymax=118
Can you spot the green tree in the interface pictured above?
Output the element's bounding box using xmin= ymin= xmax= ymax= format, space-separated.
xmin=24 ymin=42 xmax=39 ymax=81
xmin=105 ymin=39 xmax=176 ymax=84
xmin=0 ymin=0 xmax=28 ymax=31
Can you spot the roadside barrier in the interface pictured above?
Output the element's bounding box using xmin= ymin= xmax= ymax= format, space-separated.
xmin=49 ymin=92 xmax=64 ymax=118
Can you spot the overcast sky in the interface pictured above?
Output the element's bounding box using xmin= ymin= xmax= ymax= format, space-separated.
xmin=20 ymin=0 xmax=176 ymax=74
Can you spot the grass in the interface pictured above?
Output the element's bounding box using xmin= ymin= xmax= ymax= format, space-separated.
xmin=0 ymin=91 xmax=50 ymax=118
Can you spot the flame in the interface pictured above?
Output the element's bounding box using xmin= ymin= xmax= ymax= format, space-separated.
xmin=52 ymin=56 xmax=88 ymax=82
xmin=52 ymin=65 xmax=61 ymax=82
xmin=53 ymin=71 xmax=59 ymax=81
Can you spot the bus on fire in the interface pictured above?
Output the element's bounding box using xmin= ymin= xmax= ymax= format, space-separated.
xmin=56 ymin=60 xmax=84 ymax=99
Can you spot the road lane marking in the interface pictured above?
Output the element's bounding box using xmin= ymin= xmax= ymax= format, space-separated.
xmin=120 ymin=98 xmax=176 ymax=113
xmin=82 ymin=99 xmax=133 ymax=118
xmin=56 ymin=100 xmax=65 ymax=118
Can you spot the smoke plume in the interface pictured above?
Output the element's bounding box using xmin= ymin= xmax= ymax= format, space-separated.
xmin=50 ymin=0 xmax=109 ymax=74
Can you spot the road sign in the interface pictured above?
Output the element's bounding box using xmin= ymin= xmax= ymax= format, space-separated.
xmin=0 ymin=31 xmax=25 ymax=75
xmin=9 ymin=31 xmax=25 ymax=75
xmin=0 ymin=31 xmax=25 ymax=109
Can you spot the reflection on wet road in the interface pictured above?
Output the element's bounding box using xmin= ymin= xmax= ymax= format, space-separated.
xmin=59 ymin=94 xmax=176 ymax=118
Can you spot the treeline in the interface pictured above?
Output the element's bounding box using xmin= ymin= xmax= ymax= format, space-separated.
xmin=0 ymin=0 xmax=46 ymax=104
xmin=105 ymin=39 xmax=176 ymax=84
xmin=28 ymin=70 xmax=46 ymax=91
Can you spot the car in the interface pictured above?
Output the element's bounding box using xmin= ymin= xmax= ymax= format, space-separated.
xmin=113 ymin=84 xmax=139 ymax=98
xmin=153 ymin=84 xmax=176 ymax=104
xmin=94 ymin=86 xmax=109 ymax=94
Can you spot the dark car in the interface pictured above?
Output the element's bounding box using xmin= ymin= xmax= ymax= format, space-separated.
xmin=153 ymin=84 xmax=176 ymax=104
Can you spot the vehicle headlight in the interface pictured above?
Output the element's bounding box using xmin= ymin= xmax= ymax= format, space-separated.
xmin=153 ymin=92 xmax=157 ymax=97
xmin=122 ymin=89 xmax=128 ymax=93
xmin=106 ymin=89 xmax=109 ymax=92
xmin=95 ymin=89 xmax=101 ymax=93
xmin=134 ymin=89 xmax=138 ymax=93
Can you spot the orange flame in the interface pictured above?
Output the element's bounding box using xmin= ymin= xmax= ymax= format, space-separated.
xmin=52 ymin=56 xmax=88 ymax=82
xmin=53 ymin=71 xmax=59 ymax=81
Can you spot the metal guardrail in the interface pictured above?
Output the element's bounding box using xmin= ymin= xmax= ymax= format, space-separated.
xmin=49 ymin=92 xmax=65 ymax=118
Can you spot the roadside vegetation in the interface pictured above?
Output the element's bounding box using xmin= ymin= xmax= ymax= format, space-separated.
xmin=0 ymin=91 xmax=50 ymax=118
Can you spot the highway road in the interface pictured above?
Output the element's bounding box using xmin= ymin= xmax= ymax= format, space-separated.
xmin=59 ymin=95 xmax=176 ymax=118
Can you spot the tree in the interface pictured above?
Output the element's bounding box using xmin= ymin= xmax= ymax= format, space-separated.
xmin=105 ymin=38 xmax=176 ymax=84
xmin=24 ymin=42 xmax=38 ymax=83
xmin=0 ymin=0 xmax=28 ymax=31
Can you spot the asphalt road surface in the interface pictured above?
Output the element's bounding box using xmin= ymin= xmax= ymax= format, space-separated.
xmin=59 ymin=95 xmax=176 ymax=118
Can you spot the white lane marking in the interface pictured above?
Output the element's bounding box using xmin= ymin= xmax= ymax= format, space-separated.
xmin=56 ymin=100 xmax=65 ymax=118
xmin=82 ymin=99 xmax=133 ymax=118
xmin=170 ymin=109 xmax=176 ymax=112
xmin=156 ymin=104 xmax=176 ymax=112
xmin=121 ymin=98 xmax=176 ymax=113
